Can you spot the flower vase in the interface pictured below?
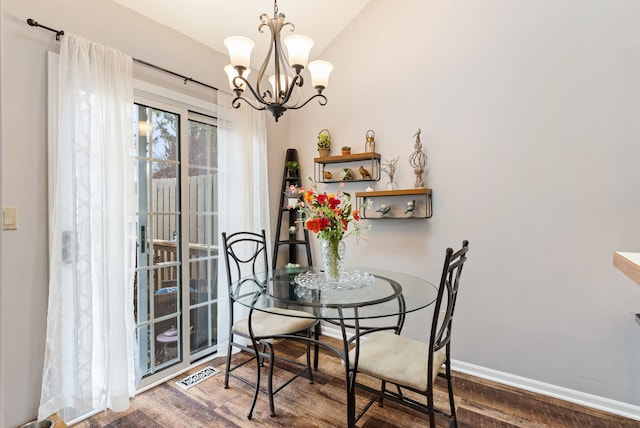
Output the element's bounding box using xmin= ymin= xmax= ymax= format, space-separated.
xmin=321 ymin=238 xmax=346 ymax=283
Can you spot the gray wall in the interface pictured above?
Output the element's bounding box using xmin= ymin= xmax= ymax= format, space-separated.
xmin=289 ymin=0 xmax=640 ymax=408
xmin=2 ymin=0 xmax=640 ymax=426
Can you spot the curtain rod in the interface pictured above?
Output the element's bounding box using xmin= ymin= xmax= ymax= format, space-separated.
xmin=26 ymin=18 xmax=219 ymax=92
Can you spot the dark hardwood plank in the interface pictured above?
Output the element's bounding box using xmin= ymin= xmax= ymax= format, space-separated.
xmin=73 ymin=336 xmax=638 ymax=427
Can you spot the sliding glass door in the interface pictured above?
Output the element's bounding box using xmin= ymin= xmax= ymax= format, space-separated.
xmin=186 ymin=114 xmax=219 ymax=360
xmin=133 ymin=98 xmax=218 ymax=385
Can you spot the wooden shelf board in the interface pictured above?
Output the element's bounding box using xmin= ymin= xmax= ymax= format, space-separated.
xmin=355 ymin=188 xmax=432 ymax=197
xmin=613 ymin=252 xmax=640 ymax=286
xmin=320 ymin=179 xmax=377 ymax=184
xmin=314 ymin=152 xmax=381 ymax=164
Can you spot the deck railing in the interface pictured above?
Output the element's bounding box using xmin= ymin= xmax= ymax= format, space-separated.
xmin=152 ymin=240 xmax=217 ymax=290
xmin=149 ymin=173 xmax=218 ymax=291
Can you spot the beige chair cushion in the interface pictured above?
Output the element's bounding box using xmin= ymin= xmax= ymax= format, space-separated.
xmin=232 ymin=307 xmax=317 ymax=339
xmin=348 ymin=332 xmax=446 ymax=392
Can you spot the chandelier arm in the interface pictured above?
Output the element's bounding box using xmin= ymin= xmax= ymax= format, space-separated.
xmin=286 ymin=93 xmax=327 ymax=110
xmin=232 ymin=95 xmax=267 ymax=112
xmin=232 ymin=75 xmax=270 ymax=108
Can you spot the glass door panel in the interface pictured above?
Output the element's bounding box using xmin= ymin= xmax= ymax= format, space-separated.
xmin=134 ymin=104 xmax=183 ymax=378
xmin=133 ymin=102 xmax=218 ymax=384
xmin=187 ymin=117 xmax=219 ymax=360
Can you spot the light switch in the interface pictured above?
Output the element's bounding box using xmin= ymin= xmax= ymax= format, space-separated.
xmin=3 ymin=206 xmax=17 ymax=230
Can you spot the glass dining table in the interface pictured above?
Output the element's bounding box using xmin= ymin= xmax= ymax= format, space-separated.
xmin=231 ymin=266 xmax=439 ymax=427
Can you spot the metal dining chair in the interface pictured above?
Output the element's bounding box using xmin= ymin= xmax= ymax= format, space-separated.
xmin=221 ymin=230 xmax=319 ymax=419
xmin=349 ymin=240 xmax=470 ymax=428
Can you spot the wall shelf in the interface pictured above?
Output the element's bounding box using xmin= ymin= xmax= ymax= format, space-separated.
xmin=314 ymin=152 xmax=381 ymax=183
xmin=613 ymin=252 xmax=640 ymax=287
xmin=355 ymin=188 xmax=433 ymax=219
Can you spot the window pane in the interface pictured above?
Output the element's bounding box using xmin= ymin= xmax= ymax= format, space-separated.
xmin=151 ymin=109 xmax=179 ymax=162
xmin=188 ymin=168 xmax=216 ymax=213
xmin=189 ymin=119 xmax=217 ymax=167
xmin=135 ymin=105 xmax=151 ymax=159
xmin=189 ymin=259 xmax=218 ymax=305
xmin=134 ymin=105 xmax=179 ymax=162
xmin=187 ymin=213 xmax=212 ymax=251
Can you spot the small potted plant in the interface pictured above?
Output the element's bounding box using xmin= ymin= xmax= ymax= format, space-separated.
xmin=341 ymin=146 xmax=351 ymax=155
xmin=317 ymin=129 xmax=331 ymax=157
xmin=285 ymin=160 xmax=299 ymax=177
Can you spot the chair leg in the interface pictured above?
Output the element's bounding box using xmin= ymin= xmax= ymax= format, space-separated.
xmin=427 ymin=383 xmax=436 ymax=428
xmin=306 ymin=330 xmax=315 ymax=384
xmin=313 ymin=323 xmax=321 ymax=370
xmin=266 ymin=343 xmax=276 ymax=417
xmin=247 ymin=348 xmax=261 ymax=420
xmin=445 ymin=363 xmax=457 ymax=427
xmin=259 ymin=343 xmax=267 ymax=367
xmin=377 ymin=380 xmax=386 ymax=407
xmin=224 ymin=338 xmax=233 ymax=389
xmin=227 ymin=331 xmax=316 ymax=419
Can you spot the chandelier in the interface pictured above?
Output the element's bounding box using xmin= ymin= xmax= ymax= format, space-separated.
xmin=224 ymin=0 xmax=333 ymax=122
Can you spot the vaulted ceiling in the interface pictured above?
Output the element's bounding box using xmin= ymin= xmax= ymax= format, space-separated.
xmin=112 ymin=0 xmax=371 ymax=67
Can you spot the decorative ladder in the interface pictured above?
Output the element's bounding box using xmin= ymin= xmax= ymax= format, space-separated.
xmin=272 ymin=148 xmax=313 ymax=269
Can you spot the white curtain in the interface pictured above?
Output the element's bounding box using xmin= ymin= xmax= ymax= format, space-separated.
xmin=39 ymin=34 xmax=137 ymax=422
xmin=216 ymin=92 xmax=270 ymax=354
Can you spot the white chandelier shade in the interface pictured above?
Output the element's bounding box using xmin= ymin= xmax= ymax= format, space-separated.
xmin=283 ymin=34 xmax=314 ymax=68
xmin=307 ymin=60 xmax=334 ymax=90
xmin=223 ymin=36 xmax=255 ymax=69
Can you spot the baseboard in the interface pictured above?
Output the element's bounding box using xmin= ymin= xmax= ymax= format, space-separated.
xmin=321 ymin=326 xmax=640 ymax=421
xmin=452 ymin=360 xmax=640 ymax=421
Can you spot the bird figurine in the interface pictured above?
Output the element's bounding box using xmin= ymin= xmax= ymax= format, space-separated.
xmin=323 ymin=170 xmax=333 ymax=180
xmin=359 ymin=165 xmax=371 ymax=180
xmin=340 ymin=168 xmax=355 ymax=180
xmin=404 ymin=200 xmax=416 ymax=216
xmin=376 ymin=204 xmax=391 ymax=217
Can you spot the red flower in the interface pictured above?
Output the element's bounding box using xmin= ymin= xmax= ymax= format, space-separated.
xmin=297 ymin=177 xmax=368 ymax=242
xmin=318 ymin=217 xmax=329 ymax=231
xmin=328 ymin=196 xmax=340 ymax=210
xmin=306 ymin=218 xmax=320 ymax=233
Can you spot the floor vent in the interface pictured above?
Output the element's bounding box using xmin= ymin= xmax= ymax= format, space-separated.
xmin=175 ymin=366 xmax=219 ymax=390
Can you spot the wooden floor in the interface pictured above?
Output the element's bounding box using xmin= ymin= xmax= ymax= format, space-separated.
xmin=75 ymin=336 xmax=638 ymax=427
